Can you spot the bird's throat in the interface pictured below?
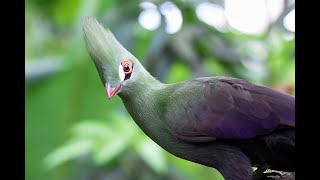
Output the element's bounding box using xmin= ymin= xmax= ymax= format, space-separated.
xmin=119 ymin=78 xmax=172 ymax=141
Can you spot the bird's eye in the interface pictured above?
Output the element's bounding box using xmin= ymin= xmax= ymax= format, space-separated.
xmin=121 ymin=60 xmax=133 ymax=74
xmin=124 ymin=63 xmax=130 ymax=72
xmin=120 ymin=60 xmax=134 ymax=81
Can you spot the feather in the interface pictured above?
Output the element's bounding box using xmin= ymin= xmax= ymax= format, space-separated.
xmin=165 ymin=76 xmax=295 ymax=141
xmin=81 ymin=17 xmax=134 ymax=85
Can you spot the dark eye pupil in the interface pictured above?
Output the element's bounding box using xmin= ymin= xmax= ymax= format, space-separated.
xmin=124 ymin=64 xmax=130 ymax=71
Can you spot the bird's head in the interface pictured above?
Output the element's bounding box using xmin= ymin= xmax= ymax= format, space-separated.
xmin=81 ymin=17 xmax=144 ymax=99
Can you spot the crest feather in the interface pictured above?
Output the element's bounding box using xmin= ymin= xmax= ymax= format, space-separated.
xmin=81 ymin=16 xmax=131 ymax=84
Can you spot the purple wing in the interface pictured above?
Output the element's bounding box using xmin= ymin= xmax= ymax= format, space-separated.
xmin=166 ymin=77 xmax=295 ymax=142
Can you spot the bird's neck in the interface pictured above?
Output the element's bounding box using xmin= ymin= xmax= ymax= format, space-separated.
xmin=118 ymin=70 xmax=172 ymax=142
xmin=119 ymin=66 xmax=166 ymax=98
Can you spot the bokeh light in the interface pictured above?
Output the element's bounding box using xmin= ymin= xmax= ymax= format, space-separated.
xmin=138 ymin=2 xmax=161 ymax=31
xmin=283 ymin=9 xmax=295 ymax=32
xmin=196 ymin=2 xmax=227 ymax=32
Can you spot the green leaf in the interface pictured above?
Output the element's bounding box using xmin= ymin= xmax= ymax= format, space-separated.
xmin=45 ymin=117 xmax=139 ymax=168
xmin=135 ymin=138 xmax=168 ymax=174
xmin=44 ymin=140 xmax=92 ymax=169
xmin=89 ymin=116 xmax=138 ymax=164
xmin=71 ymin=120 xmax=116 ymax=140
xmin=93 ymin=135 xmax=129 ymax=165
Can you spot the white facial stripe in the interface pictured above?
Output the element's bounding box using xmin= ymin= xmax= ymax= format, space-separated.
xmin=119 ymin=64 xmax=125 ymax=82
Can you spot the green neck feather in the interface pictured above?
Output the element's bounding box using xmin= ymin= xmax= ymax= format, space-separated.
xmin=118 ymin=67 xmax=174 ymax=142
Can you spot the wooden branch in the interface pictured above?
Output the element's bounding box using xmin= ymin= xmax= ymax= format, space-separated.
xmin=268 ymin=170 xmax=295 ymax=180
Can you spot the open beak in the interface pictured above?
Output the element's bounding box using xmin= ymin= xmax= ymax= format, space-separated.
xmin=105 ymin=83 xmax=122 ymax=100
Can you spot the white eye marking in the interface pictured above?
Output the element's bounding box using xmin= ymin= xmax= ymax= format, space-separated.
xmin=119 ymin=64 xmax=125 ymax=82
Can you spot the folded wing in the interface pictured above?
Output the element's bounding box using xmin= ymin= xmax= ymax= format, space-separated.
xmin=166 ymin=77 xmax=295 ymax=142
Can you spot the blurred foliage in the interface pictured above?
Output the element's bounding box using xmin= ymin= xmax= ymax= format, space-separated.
xmin=26 ymin=0 xmax=295 ymax=180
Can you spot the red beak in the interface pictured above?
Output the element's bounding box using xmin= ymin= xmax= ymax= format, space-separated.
xmin=106 ymin=83 xmax=122 ymax=100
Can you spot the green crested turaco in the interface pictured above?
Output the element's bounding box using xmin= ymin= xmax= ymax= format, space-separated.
xmin=81 ymin=17 xmax=295 ymax=180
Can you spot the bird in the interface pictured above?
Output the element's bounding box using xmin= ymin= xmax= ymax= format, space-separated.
xmin=81 ymin=17 xmax=295 ymax=180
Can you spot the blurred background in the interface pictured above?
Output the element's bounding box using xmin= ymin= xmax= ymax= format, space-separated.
xmin=25 ymin=0 xmax=295 ymax=179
